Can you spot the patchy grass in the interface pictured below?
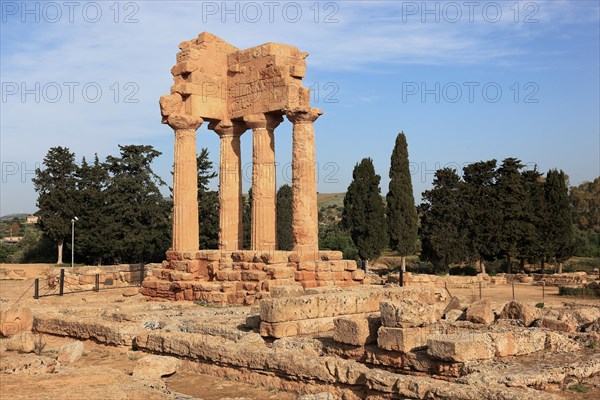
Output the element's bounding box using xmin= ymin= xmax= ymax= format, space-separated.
xmin=568 ymin=383 xmax=588 ymax=393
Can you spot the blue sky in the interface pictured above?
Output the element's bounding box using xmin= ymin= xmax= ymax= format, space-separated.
xmin=1 ymin=0 xmax=599 ymax=215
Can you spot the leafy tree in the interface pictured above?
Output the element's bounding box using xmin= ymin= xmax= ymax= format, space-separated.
xmin=10 ymin=220 xmax=20 ymax=236
xmin=32 ymin=147 xmax=78 ymax=264
xmin=276 ymin=184 xmax=293 ymax=250
xmin=197 ymin=149 xmax=219 ymax=249
xmin=570 ymin=177 xmax=600 ymax=232
xmin=462 ymin=160 xmax=500 ymax=273
xmin=104 ymin=145 xmax=171 ymax=263
xmin=419 ymin=168 xmax=469 ymax=274
xmin=73 ymin=155 xmax=110 ymax=264
xmin=386 ymin=132 xmax=418 ymax=271
xmin=544 ymin=169 xmax=575 ymax=273
xmin=341 ymin=158 xmax=387 ymax=261
xmin=495 ymin=158 xmax=529 ymax=273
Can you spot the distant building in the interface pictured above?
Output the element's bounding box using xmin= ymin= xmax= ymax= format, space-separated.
xmin=25 ymin=215 xmax=38 ymax=224
xmin=2 ymin=236 xmax=22 ymax=244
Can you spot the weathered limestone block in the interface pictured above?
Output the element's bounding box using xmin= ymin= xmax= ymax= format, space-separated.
xmin=270 ymin=285 xmax=304 ymax=298
xmin=445 ymin=309 xmax=465 ymax=322
xmin=0 ymin=305 xmax=33 ymax=337
xmin=57 ymin=341 xmax=84 ymax=364
xmin=379 ymin=300 xmax=439 ymax=328
xmin=132 ymin=355 xmax=179 ymax=380
xmin=319 ymin=251 xmax=343 ymax=261
xmin=260 ymin=251 xmax=290 ymax=264
xmin=498 ymin=300 xmax=540 ymax=326
xmin=333 ymin=315 xmax=380 ymax=346
xmin=466 ymin=299 xmax=494 ymax=324
xmin=266 ymin=266 xmax=295 ymax=279
xmin=260 ymin=317 xmax=337 ymax=338
xmin=260 ymin=287 xmax=444 ymax=324
xmin=6 ymin=331 xmax=35 ymax=353
xmin=427 ymin=333 xmax=495 ymax=362
xmin=533 ymin=317 xmax=577 ymax=332
xmin=377 ymin=326 xmax=430 ymax=353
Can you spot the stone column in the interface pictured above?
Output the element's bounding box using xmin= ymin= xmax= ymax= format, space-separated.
xmin=244 ymin=113 xmax=283 ymax=251
xmin=285 ymin=107 xmax=323 ymax=257
xmin=168 ymin=114 xmax=203 ymax=252
xmin=210 ymin=119 xmax=247 ymax=251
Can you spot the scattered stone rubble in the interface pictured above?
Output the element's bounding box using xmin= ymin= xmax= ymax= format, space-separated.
xmin=3 ymin=284 xmax=595 ymax=400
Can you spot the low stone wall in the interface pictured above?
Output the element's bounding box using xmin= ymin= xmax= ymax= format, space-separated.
xmin=389 ymin=272 xmax=492 ymax=288
xmin=141 ymin=250 xmax=367 ymax=305
xmin=47 ymin=264 xmax=158 ymax=291
xmin=499 ymin=272 xmax=592 ymax=286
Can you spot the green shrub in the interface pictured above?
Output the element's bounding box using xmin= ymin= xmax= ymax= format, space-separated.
xmin=568 ymin=383 xmax=587 ymax=393
xmin=535 ymin=302 xmax=544 ymax=309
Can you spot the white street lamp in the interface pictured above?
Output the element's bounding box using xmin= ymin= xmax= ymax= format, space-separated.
xmin=71 ymin=217 xmax=78 ymax=268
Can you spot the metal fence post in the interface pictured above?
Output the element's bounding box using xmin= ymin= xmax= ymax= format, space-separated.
xmin=399 ymin=270 xmax=404 ymax=287
xmin=479 ymin=282 xmax=482 ymax=300
xmin=94 ymin=274 xmax=100 ymax=292
xmin=34 ymin=278 xmax=39 ymax=299
xmin=59 ymin=269 xmax=65 ymax=296
xmin=512 ymin=282 xmax=515 ymax=300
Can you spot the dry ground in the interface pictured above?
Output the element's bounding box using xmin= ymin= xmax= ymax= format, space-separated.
xmin=1 ymin=263 xmax=599 ymax=399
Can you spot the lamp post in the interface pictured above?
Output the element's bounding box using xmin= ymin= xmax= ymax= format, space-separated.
xmin=71 ymin=217 xmax=78 ymax=268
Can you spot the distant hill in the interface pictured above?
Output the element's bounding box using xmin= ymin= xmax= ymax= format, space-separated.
xmin=0 ymin=213 xmax=30 ymax=221
xmin=318 ymin=193 xmax=345 ymax=209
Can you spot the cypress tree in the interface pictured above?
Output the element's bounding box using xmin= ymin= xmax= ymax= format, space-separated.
xmin=197 ymin=149 xmax=219 ymax=249
xmin=462 ymin=160 xmax=500 ymax=274
xmin=495 ymin=158 xmax=528 ymax=273
xmin=276 ymin=184 xmax=293 ymax=250
xmin=32 ymin=147 xmax=78 ymax=264
xmin=386 ymin=132 xmax=418 ymax=272
xmin=520 ymin=168 xmax=547 ymax=270
xmin=341 ymin=158 xmax=387 ymax=261
xmin=242 ymin=189 xmax=252 ymax=249
xmin=545 ymin=169 xmax=575 ymax=273
xmin=419 ymin=168 xmax=469 ymax=274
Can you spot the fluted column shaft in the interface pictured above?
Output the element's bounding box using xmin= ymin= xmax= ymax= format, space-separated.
xmin=286 ymin=107 xmax=323 ymax=257
xmin=169 ymin=114 xmax=203 ymax=252
xmin=212 ymin=120 xmax=246 ymax=250
xmin=244 ymin=113 xmax=283 ymax=251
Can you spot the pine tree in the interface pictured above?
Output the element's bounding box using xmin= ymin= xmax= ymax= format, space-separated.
xmin=386 ymin=132 xmax=418 ymax=272
xmin=197 ymin=149 xmax=219 ymax=249
xmin=276 ymin=184 xmax=293 ymax=250
xmin=105 ymin=145 xmax=171 ymax=263
xmin=419 ymin=168 xmax=469 ymax=274
xmin=495 ymin=158 xmax=529 ymax=273
xmin=341 ymin=158 xmax=387 ymax=261
xmin=462 ymin=160 xmax=500 ymax=274
xmin=545 ymin=169 xmax=575 ymax=273
xmin=74 ymin=155 xmax=110 ymax=265
xmin=32 ymin=147 xmax=78 ymax=264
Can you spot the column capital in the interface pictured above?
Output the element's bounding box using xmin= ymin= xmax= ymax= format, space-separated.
xmin=209 ymin=119 xmax=247 ymax=137
xmin=243 ymin=113 xmax=284 ymax=131
xmin=285 ymin=107 xmax=323 ymax=124
xmin=167 ymin=114 xmax=203 ymax=131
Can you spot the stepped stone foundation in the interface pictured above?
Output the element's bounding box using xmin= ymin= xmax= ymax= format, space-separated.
xmin=141 ymin=250 xmax=368 ymax=305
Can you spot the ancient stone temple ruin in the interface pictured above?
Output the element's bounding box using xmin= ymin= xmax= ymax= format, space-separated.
xmin=142 ymin=33 xmax=367 ymax=303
